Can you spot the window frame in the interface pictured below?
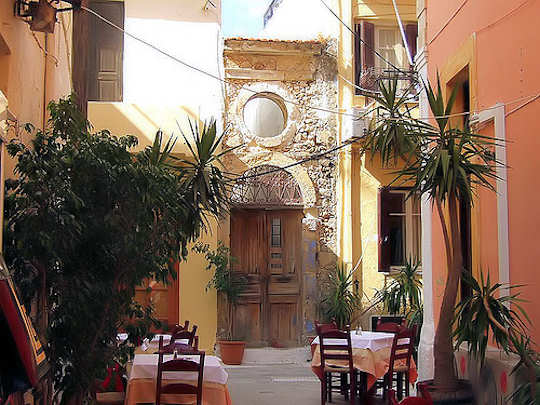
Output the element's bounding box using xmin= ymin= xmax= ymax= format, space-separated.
xmin=379 ymin=187 xmax=422 ymax=273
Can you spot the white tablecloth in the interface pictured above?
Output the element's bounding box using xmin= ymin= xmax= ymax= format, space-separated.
xmin=311 ymin=331 xmax=395 ymax=352
xmin=129 ymin=354 xmax=228 ymax=385
xmin=116 ymin=334 xmax=189 ymax=352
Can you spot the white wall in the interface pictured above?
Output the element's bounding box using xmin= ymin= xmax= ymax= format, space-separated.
xmin=123 ymin=0 xmax=223 ymax=121
xmin=261 ymin=0 xmax=338 ymax=40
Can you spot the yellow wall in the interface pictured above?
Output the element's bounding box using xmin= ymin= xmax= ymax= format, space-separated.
xmin=88 ymin=0 xmax=223 ymax=351
xmin=0 ymin=3 xmax=72 ymax=176
xmin=336 ymin=0 xmax=418 ymax=309
xmin=179 ymin=222 xmax=218 ymax=353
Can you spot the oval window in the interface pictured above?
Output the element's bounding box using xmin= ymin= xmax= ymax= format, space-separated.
xmin=243 ymin=93 xmax=286 ymax=138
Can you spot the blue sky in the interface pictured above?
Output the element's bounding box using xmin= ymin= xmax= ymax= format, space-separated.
xmin=222 ymin=0 xmax=271 ymax=37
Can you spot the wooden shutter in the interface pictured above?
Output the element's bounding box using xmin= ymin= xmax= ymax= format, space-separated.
xmin=405 ymin=23 xmax=418 ymax=67
xmin=88 ymin=0 xmax=124 ymax=102
xmin=378 ymin=188 xmax=391 ymax=272
xmin=354 ymin=23 xmax=362 ymax=94
xmin=361 ymin=21 xmax=375 ymax=73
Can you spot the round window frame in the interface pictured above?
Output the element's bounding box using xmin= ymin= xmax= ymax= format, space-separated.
xmin=242 ymin=92 xmax=288 ymax=140
xmin=234 ymin=83 xmax=298 ymax=148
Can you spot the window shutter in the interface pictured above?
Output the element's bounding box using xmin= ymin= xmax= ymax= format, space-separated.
xmin=88 ymin=1 xmax=124 ymax=102
xmin=379 ymin=188 xmax=391 ymax=272
xmin=361 ymin=21 xmax=375 ymax=73
xmin=354 ymin=23 xmax=362 ymax=94
xmin=405 ymin=23 xmax=418 ymax=66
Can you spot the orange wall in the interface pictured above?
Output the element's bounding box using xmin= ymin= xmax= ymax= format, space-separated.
xmin=426 ymin=0 xmax=540 ymax=343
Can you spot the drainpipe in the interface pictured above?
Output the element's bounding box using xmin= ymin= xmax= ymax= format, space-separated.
xmin=42 ymin=33 xmax=48 ymax=131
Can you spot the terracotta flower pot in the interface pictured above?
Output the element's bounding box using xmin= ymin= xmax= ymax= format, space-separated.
xmin=218 ymin=340 xmax=245 ymax=365
xmin=418 ymin=380 xmax=475 ymax=405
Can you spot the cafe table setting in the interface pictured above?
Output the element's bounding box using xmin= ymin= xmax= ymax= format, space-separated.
xmin=311 ymin=329 xmax=418 ymax=392
xmin=124 ymin=352 xmax=231 ymax=405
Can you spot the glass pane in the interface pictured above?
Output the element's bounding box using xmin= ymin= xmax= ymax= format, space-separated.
xmin=271 ymin=218 xmax=281 ymax=247
xmin=387 ymin=192 xmax=405 ymax=214
xmin=150 ymin=291 xmax=169 ymax=321
xmin=388 ymin=215 xmax=405 ymax=266
xmin=412 ymin=214 xmax=422 ymax=262
xmin=243 ymin=94 xmax=286 ymax=138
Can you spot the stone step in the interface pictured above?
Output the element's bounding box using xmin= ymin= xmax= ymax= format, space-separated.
xmin=241 ymin=346 xmax=312 ymax=365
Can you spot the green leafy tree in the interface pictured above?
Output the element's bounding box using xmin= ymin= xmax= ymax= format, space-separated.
xmin=4 ymin=96 xmax=231 ymax=403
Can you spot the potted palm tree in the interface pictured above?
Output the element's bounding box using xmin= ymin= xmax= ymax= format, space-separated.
xmin=362 ymin=77 xmax=500 ymax=402
xmin=194 ymin=242 xmax=247 ymax=364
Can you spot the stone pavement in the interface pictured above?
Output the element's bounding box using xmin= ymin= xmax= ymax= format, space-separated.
xmin=224 ymin=348 xmax=386 ymax=405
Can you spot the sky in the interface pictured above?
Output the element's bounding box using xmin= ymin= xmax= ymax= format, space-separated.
xmin=222 ymin=0 xmax=272 ymax=38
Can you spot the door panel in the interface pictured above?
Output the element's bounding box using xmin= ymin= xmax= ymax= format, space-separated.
xmin=230 ymin=208 xmax=302 ymax=346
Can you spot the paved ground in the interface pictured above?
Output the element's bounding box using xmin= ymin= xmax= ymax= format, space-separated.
xmin=225 ymin=362 xmax=385 ymax=405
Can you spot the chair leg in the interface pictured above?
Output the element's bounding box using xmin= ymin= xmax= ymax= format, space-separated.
xmin=342 ymin=374 xmax=348 ymax=400
xmin=327 ymin=373 xmax=332 ymax=402
xmin=321 ymin=373 xmax=327 ymax=405
xmin=405 ymin=371 xmax=410 ymax=397
xmin=349 ymin=371 xmax=356 ymax=405
xmin=396 ymin=372 xmax=404 ymax=400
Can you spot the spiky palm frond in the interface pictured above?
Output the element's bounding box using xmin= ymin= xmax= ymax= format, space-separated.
xmin=322 ymin=264 xmax=361 ymax=329
xmin=453 ymin=271 xmax=530 ymax=365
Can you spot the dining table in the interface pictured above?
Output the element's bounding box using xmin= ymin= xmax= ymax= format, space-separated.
xmin=125 ymin=353 xmax=232 ymax=405
xmin=311 ymin=330 xmax=418 ymax=393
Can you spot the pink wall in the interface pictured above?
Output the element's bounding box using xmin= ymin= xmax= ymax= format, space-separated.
xmin=427 ymin=0 xmax=540 ymax=344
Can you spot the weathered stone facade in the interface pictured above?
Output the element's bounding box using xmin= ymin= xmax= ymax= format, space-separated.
xmin=221 ymin=38 xmax=339 ymax=343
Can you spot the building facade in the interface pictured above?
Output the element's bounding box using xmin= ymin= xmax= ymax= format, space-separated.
xmin=418 ymin=0 xmax=540 ymax=399
xmin=84 ymin=0 xmax=224 ymax=352
xmin=221 ymin=38 xmax=338 ymax=346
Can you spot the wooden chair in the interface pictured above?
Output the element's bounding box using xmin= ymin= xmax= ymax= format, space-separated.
xmin=314 ymin=320 xmax=338 ymax=334
xmin=389 ymin=386 xmax=433 ymax=405
xmin=375 ymin=319 xmax=407 ymax=334
xmin=382 ymin=325 xmax=417 ymax=400
xmin=159 ymin=324 xmax=199 ymax=354
xmin=155 ymin=348 xmax=205 ymax=405
xmin=316 ymin=325 xmax=357 ymax=405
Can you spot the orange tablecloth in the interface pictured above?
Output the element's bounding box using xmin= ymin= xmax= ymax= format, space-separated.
xmin=125 ymin=378 xmax=232 ymax=405
xmin=311 ymin=345 xmax=418 ymax=391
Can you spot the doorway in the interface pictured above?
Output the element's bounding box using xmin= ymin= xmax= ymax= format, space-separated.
xmin=230 ymin=208 xmax=303 ymax=347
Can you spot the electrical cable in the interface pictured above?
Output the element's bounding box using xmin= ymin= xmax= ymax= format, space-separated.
xmin=82 ymin=5 xmax=367 ymax=121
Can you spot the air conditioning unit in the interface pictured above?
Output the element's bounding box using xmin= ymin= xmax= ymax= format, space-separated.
xmin=342 ymin=106 xmax=369 ymax=142
xmin=455 ymin=346 xmax=526 ymax=404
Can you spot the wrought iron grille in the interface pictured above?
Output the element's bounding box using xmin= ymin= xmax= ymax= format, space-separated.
xmin=231 ymin=165 xmax=303 ymax=207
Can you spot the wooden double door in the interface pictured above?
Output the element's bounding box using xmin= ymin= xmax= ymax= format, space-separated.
xmin=230 ymin=208 xmax=303 ymax=347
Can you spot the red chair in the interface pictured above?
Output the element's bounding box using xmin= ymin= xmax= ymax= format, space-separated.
xmin=316 ymin=325 xmax=357 ymax=405
xmin=155 ymin=348 xmax=205 ymax=405
xmin=375 ymin=319 xmax=407 ymax=334
xmin=382 ymin=325 xmax=417 ymax=400
xmin=389 ymin=386 xmax=433 ymax=404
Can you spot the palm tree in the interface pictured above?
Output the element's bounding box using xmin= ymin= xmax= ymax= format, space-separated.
xmin=362 ymin=77 xmax=500 ymax=390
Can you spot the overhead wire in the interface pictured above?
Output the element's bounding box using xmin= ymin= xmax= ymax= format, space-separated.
xmin=81 ymin=5 xmax=366 ymax=121
xmin=80 ymin=6 xmax=540 ymax=184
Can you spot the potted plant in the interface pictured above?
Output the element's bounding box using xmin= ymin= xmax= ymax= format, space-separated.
xmin=194 ymin=242 xmax=247 ymax=364
xmin=453 ymin=272 xmax=538 ymax=404
xmin=320 ymin=263 xmax=362 ymax=329
xmin=362 ymin=77 xmax=501 ymax=402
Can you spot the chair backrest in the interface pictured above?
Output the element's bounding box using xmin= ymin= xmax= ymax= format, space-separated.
xmin=389 ymin=389 xmax=433 ymax=405
xmin=316 ymin=325 xmax=354 ymax=375
xmin=169 ymin=320 xmax=190 ymax=335
xmin=375 ymin=320 xmax=404 ymax=334
xmin=155 ymin=348 xmax=205 ymax=405
xmin=388 ymin=325 xmax=417 ymax=377
xmin=314 ymin=320 xmax=338 ymax=335
xmin=159 ymin=324 xmax=198 ymax=354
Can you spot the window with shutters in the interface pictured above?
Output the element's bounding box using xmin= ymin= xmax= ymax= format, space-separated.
xmin=354 ymin=21 xmax=417 ymax=94
xmin=379 ymin=188 xmax=421 ymax=272
xmin=87 ymin=0 xmax=124 ymax=102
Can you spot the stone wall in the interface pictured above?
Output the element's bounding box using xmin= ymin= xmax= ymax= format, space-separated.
xmin=222 ymin=38 xmax=339 ymax=342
